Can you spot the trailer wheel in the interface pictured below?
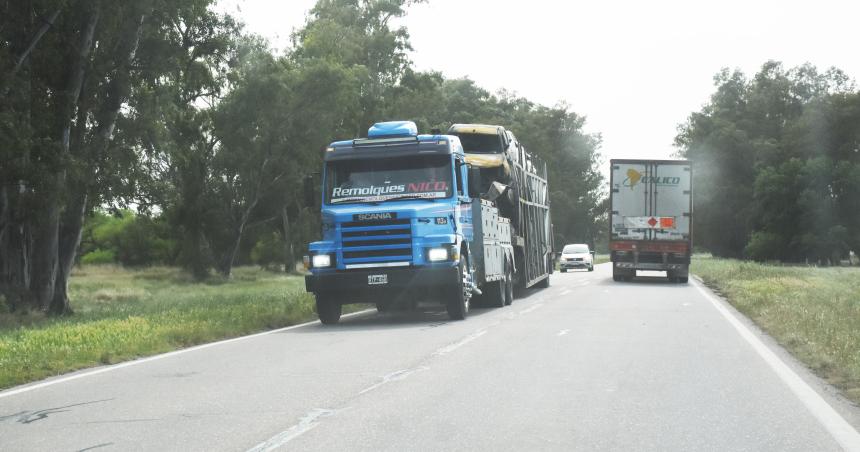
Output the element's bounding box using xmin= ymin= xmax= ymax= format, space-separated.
xmin=504 ymin=261 xmax=514 ymax=306
xmin=446 ymin=254 xmax=470 ymax=320
xmin=316 ymin=295 xmax=342 ymax=325
xmin=487 ymin=274 xmax=506 ymax=308
xmin=679 ymin=276 xmax=689 ymax=284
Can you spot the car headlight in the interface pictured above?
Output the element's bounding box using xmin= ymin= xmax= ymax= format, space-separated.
xmin=312 ymin=254 xmax=332 ymax=268
xmin=428 ymin=247 xmax=449 ymax=262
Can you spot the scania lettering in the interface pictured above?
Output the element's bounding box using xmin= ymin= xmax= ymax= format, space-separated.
xmin=303 ymin=121 xmax=520 ymax=324
xmin=609 ymin=159 xmax=693 ymax=283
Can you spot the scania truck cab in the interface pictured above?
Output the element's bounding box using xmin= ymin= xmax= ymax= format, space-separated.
xmin=304 ymin=121 xmax=515 ymax=324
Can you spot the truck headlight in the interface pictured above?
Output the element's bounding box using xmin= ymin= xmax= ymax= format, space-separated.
xmin=428 ymin=247 xmax=449 ymax=262
xmin=312 ymin=254 xmax=332 ymax=268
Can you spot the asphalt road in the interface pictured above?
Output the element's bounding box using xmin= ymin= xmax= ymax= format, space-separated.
xmin=2 ymin=263 xmax=859 ymax=451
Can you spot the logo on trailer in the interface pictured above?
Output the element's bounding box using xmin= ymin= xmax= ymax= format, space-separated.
xmin=622 ymin=169 xmax=681 ymax=190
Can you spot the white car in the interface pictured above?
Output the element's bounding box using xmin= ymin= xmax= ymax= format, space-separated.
xmin=559 ymin=244 xmax=594 ymax=272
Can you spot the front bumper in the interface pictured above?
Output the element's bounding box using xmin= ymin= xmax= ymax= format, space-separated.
xmin=560 ymin=260 xmax=591 ymax=269
xmin=305 ymin=265 xmax=459 ymax=304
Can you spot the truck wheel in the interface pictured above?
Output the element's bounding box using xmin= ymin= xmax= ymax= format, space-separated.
xmin=376 ymin=302 xmax=390 ymax=313
xmin=487 ymin=267 xmax=506 ymax=308
xmin=679 ymin=276 xmax=689 ymax=284
xmin=560 ymin=268 xmax=566 ymax=273
xmin=316 ymin=295 xmax=342 ymax=325
xmin=504 ymin=261 xmax=514 ymax=306
xmin=446 ymin=254 xmax=470 ymax=320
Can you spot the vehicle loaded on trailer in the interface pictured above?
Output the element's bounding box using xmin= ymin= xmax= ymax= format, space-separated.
xmin=609 ymin=159 xmax=692 ymax=283
xmin=447 ymin=124 xmax=554 ymax=291
xmin=303 ymin=121 xmax=522 ymax=324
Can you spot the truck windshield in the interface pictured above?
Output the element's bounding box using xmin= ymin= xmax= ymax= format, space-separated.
xmin=563 ymin=245 xmax=589 ymax=254
xmin=326 ymin=155 xmax=453 ymax=204
xmin=456 ymin=133 xmax=503 ymax=154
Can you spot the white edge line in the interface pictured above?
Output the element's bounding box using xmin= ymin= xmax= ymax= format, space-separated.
xmin=693 ymin=279 xmax=860 ymax=450
xmin=0 ymin=309 xmax=376 ymax=400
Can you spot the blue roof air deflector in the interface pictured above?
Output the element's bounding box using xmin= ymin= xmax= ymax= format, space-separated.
xmin=368 ymin=121 xmax=418 ymax=138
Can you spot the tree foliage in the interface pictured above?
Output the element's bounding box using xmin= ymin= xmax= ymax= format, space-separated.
xmin=676 ymin=62 xmax=860 ymax=263
xmin=1 ymin=0 xmax=606 ymax=315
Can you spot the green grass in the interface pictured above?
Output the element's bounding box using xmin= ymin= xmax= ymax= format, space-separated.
xmin=693 ymin=256 xmax=860 ymax=404
xmin=594 ymin=254 xmax=610 ymax=265
xmin=0 ymin=266 xmax=349 ymax=390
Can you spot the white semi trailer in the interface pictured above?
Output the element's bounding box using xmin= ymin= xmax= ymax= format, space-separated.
xmin=609 ymin=159 xmax=693 ymax=283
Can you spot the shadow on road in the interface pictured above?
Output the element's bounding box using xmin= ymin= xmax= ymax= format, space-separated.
xmin=285 ymin=283 xmax=557 ymax=333
xmin=282 ymin=305 xmax=503 ymax=333
xmin=595 ymin=273 xmax=690 ymax=287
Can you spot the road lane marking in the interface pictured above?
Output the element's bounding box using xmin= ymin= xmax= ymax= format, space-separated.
xmin=518 ymin=303 xmax=544 ymax=315
xmin=432 ymin=329 xmax=487 ymax=356
xmin=557 ymin=329 xmax=570 ymax=337
xmin=693 ymin=280 xmax=860 ymax=450
xmin=358 ymin=367 xmax=429 ymax=395
xmin=560 ymin=289 xmax=572 ymax=296
xmin=0 ymin=309 xmax=376 ymax=400
xmin=246 ymin=408 xmax=335 ymax=452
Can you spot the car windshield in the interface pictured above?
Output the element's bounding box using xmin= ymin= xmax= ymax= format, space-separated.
xmin=325 ymin=155 xmax=453 ymax=204
xmin=563 ymin=245 xmax=589 ymax=254
xmin=455 ymin=133 xmax=503 ymax=154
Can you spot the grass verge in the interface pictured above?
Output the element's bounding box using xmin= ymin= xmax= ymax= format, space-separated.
xmin=0 ymin=266 xmax=360 ymax=390
xmin=693 ymin=255 xmax=860 ymax=404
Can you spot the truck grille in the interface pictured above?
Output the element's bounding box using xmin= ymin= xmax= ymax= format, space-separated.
xmin=340 ymin=218 xmax=412 ymax=266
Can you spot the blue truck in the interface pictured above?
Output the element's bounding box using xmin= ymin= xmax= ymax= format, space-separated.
xmin=303 ymin=121 xmax=550 ymax=324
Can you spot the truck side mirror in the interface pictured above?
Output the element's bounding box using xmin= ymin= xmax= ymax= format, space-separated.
xmin=468 ymin=166 xmax=481 ymax=199
xmin=303 ymin=175 xmax=316 ymax=208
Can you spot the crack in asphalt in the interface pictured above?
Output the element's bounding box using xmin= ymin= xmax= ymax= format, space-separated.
xmin=1 ymin=398 xmax=114 ymax=424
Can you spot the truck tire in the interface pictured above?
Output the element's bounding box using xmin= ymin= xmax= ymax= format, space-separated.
xmin=486 ymin=279 xmax=505 ymax=308
xmin=446 ymin=254 xmax=470 ymax=320
xmin=504 ymin=261 xmax=514 ymax=306
xmin=316 ymin=295 xmax=342 ymax=325
xmin=679 ymin=276 xmax=689 ymax=284
xmin=612 ymin=266 xmax=629 ymax=282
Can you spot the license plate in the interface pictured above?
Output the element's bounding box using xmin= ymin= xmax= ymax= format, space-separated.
xmin=368 ymin=274 xmax=388 ymax=285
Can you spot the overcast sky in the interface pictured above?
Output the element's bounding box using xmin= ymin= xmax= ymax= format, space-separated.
xmin=217 ymin=0 xmax=860 ymax=165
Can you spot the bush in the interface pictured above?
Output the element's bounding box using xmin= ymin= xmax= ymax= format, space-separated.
xmin=80 ymin=210 xmax=176 ymax=267
xmin=251 ymin=232 xmax=284 ymax=270
xmin=81 ymin=249 xmax=117 ymax=265
xmin=745 ymin=231 xmax=785 ymax=262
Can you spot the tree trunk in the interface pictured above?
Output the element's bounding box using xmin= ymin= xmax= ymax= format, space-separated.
xmin=0 ymin=187 xmax=32 ymax=311
xmin=28 ymin=8 xmax=99 ymax=312
xmin=51 ymin=192 xmax=87 ymax=315
xmin=282 ymin=204 xmax=296 ymax=274
xmin=219 ymin=200 xmax=258 ymax=278
xmin=46 ymin=8 xmax=149 ymax=313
